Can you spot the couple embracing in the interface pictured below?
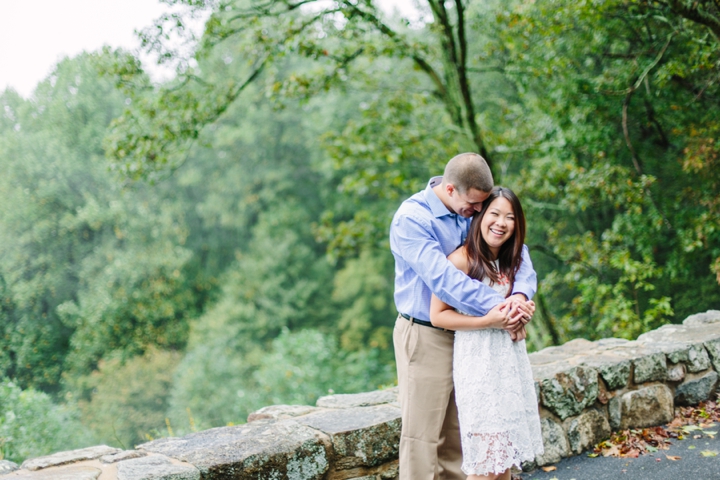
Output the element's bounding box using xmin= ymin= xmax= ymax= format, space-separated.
xmin=390 ymin=153 xmax=544 ymax=480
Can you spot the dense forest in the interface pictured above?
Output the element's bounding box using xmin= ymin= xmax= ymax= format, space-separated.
xmin=1 ymin=0 xmax=719 ymax=462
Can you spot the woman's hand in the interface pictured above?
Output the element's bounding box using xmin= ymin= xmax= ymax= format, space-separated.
xmin=509 ymin=325 xmax=527 ymax=342
xmin=482 ymin=302 xmax=512 ymax=330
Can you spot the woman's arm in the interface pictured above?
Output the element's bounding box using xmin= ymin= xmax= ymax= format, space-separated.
xmin=429 ymin=247 xmax=510 ymax=330
xmin=430 ymin=294 xmax=510 ymax=330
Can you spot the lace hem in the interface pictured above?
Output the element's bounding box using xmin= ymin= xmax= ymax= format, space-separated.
xmin=461 ymin=431 xmax=541 ymax=476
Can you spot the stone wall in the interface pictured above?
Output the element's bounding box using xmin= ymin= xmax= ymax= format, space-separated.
xmin=3 ymin=310 xmax=720 ymax=480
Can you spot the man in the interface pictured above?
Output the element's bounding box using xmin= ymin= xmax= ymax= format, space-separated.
xmin=390 ymin=153 xmax=537 ymax=479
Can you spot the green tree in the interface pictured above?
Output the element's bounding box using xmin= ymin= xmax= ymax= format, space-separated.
xmin=0 ymin=380 xmax=92 ymax=463
xmin=496 ymin=0 xmax=720 ymax=339
xmin=166 ymin=203 xmax=337 ymax=427
xmin=76 ymin=349 xmax=181 ymax=448
xmin=0 ymin=54 xmax=202 ymax=391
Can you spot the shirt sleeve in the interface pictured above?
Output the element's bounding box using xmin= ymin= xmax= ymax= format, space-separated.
xmin=512 ymin=245 xmax=537 ymax=300
xmin=392 ymin=214 xmax=505 ymax=317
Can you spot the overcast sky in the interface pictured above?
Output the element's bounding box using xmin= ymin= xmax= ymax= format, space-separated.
xmin=0 ymin=0 xmax=420 ymax=98
xmin=0 ymin=0 xmax=171 ymax=97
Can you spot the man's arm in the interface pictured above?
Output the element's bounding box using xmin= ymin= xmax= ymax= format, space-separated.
xmin=505 ymin=246 xmax=538 ymax=333
xmin=391 ymin=215 xmax=504 ymax=316
xmin=512 ymin=245 xmax=537 ymax=301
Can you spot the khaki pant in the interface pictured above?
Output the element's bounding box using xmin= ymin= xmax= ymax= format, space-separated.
xmin=393 ymin=315 xmax=464 ymax=480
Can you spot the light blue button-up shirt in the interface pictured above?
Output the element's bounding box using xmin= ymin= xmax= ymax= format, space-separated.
xmin=390 ymin=176 xmax=537 ymax=321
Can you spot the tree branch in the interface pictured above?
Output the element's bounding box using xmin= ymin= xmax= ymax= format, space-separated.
xmin=667 ymin=0 xmax=720 ymax=39
xmin=610 ymin=32 xmax=675 ymax=96
xmin=340 ymin=2 xmax=450 ymax=105
xmin=456 ymin=0 xmax=467 ymax=69
xmin=622 ymin=92 xmax=643 ymax=175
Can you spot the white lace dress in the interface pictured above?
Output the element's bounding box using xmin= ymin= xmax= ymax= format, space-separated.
xmin=454 ymin=269 xmax=544 ymax=476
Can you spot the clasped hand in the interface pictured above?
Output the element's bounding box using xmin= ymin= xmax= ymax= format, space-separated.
xmin=485 ymin=294 xmax=535 ymax=341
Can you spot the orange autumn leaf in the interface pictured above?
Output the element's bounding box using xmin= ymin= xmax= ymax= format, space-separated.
xmin=541 ymin=466 xmax=557 ymax=472
xmin=666 ymin=455 xmax=682 ymax=461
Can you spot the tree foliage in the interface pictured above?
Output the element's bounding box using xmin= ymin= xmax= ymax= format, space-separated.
xmin=496 ymin=0 xmax=720 ymax=338
xmin=101 ymin=0 xmax=719 ymax=343
xmin=0 ymin=380 xmax=92 ymax=463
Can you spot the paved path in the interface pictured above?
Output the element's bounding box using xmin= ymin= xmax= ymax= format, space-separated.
xmin=519 ymin=432 xmax=720 ymax=479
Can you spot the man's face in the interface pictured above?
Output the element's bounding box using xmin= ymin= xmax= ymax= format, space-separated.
xmin=446 ymin=185 xmax=489 ymax=218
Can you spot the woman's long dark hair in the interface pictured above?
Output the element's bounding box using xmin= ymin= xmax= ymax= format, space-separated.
xmin=465 ymin=186 xmax=526 ymax=297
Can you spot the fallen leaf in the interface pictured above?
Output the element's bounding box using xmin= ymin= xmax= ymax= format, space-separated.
xmin=541 ymin=466 xmax=557 ymax=472
xmin=701 ymin=450 xmax=718 ymax=457
xmin=688 ymin=445 xmax=696 ymax=449
xmin=625 ymin=448 xmax=641 ymax=458
xmin=602 ymin=444 xmax=622 ymax=457
xmin=668 ymin=417 xmax=684 ymax=428
xmin=665 ymin=455 xmax=681 ymax=461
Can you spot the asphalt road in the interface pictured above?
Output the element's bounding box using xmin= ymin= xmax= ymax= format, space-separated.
xmin=519 ymin=431 xmax=720 ymax=480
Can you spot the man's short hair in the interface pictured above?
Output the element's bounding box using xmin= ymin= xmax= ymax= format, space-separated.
xmin=442 ymin=153 xmax=493 ymax=193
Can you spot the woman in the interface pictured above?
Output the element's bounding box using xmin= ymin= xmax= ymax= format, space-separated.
xmin=430 ymin=187 xmax=543 ymax=480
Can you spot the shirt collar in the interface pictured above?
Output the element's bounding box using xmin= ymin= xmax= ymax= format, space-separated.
xmin=424 ymin=176 xmax=454 ymax=218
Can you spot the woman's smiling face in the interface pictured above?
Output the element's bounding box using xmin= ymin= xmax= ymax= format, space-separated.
xmin=480 ymin=196 xmax=515 ymax=258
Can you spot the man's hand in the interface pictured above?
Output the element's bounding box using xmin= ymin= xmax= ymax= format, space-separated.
xmin=501 ymin=295 xmax=535 ymax=341
xmin=505 ymin=294 xmax=535 ymax=325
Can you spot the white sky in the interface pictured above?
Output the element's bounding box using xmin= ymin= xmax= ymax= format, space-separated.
xmin=0 ymin=0 xmax=171 ymax=97
xmin=0 ymin=0 xmax=421 ymax=99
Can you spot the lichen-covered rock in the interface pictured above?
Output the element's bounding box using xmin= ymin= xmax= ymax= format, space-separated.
xmin=608 ymin=396 xmax=621 ymax=431
xmin=6 ymin=466 xmax=101 ymax=479
xmin=0 ymin=460 xmax=19 ymax=474
xmin=569 ymin=352 xmax=631 ymax=390
xmin=663 ymin=344 xmax=710 ymax=373
xmin=117 ymin=455 xmax=200 ymax=480
xmin=20 ymin=445 xmax=120 ymax=471
xmin=296 ymin=404 xmax=401 ymax=469
xmin=705 ymin=338 xmax=720 ymax=372
xmin=564 ymin=410 xmax=611 ymax=455
xmin=667 ymin=363 xmax=686 ymax=382
xmin=316 ymin=388 xmax=399 ymax=409
xmin=247 ymin=404 xmax=321 ymax=423
xmin=675 ymin=371 xmax=719 ymax=406
xmin=683 ymin=310 xmax=720 ymax=325
xmin=633 ymin=353 xmax=667 ymax=383
xmin=535 ymin=418 xmax=569 ymax=466
xmin=596 ymin=359 xmax=631 ymax=390
xmin=613 ymin=385 xmax=674 ymax=430
xmin=139 ymin=420 xmax=329 ymax=480
xmin=540 ymin=367 xmax=599 ymax=420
